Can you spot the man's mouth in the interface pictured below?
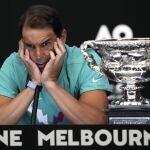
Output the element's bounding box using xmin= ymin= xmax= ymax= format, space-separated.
xmin=36 ymin=63 xmax=47 ymax=69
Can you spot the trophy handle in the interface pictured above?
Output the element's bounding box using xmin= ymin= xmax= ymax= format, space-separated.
xmin=80 ymin=40 xmax=106 ymax=76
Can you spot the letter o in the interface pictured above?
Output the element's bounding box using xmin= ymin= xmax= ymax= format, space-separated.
xmin=94 ymin=130 xmax=112 ymax=146
xmin=112 ymin=24 xmax=133 ymax=38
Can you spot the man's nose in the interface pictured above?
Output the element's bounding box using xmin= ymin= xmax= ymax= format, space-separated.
xmin=35 ymin=47 xmax=42 ymax=58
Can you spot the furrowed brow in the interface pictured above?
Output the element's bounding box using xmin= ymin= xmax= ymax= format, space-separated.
xmin=40 ymin=38 xmax=51 ymax=46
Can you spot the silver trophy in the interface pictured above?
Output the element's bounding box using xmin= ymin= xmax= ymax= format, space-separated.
xmin=80 ymin=38 xmax=150 ymax=124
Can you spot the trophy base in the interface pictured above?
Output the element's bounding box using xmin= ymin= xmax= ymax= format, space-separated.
xmin=108 ymin=105 xmax=150 ymax=124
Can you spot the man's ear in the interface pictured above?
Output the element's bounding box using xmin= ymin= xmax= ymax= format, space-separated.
xmin=60 ymin=29 xmax=67 ymax=43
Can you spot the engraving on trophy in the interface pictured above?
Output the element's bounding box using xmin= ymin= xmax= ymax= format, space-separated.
xmin=80 ymin=38 xmax=150 ymax=107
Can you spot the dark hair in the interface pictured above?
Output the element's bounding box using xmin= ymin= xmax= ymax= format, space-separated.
xmin=18 ymin=5 xmax=63 ymax=37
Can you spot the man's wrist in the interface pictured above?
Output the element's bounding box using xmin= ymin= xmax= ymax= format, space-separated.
xmin=43 ymin=80 xmax=58 ymax=89
xmin=26 ymin=80 xmax=38 ymax=90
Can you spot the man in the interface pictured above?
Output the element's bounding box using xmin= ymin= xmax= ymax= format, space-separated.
xmin=0 ymin=5 xmax=112 ymax=125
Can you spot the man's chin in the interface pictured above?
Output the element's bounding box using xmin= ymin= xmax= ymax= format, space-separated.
xmin=39 ymin=67 xmax=45 ymax=73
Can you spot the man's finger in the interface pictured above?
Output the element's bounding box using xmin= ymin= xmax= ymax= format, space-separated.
xmin=18 ymin=40 xmax=25 ymax=60
xmin=57 ymin=38 xmax=66 ymax=53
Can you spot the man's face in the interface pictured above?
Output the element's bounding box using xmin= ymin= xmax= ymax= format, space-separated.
xmin=22 ymin=26 xmax=58 ymax=72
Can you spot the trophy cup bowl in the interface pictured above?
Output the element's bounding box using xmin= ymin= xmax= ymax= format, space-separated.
xmin=80 ymin=38 xmax=150 ymax=108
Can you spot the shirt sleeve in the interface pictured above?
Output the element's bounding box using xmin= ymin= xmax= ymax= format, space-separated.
xmin=0 ymin=54 xmax=19 ymax=98
xmin=79 ymin=48 xmax=112 ymax=94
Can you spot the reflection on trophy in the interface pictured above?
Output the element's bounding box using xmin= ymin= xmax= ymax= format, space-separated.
xmin=80 ymin=38 xmax=150 ymax=124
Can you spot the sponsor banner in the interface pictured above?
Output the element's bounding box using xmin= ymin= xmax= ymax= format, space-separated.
xmin=0 ymin=125 xmax=150 ymax=149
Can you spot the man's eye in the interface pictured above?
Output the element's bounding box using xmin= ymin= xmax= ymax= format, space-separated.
xmin=26 ymin=44 xmax=35 ymax=49
xmin=41 ymin=41 xmax=51 ymax=47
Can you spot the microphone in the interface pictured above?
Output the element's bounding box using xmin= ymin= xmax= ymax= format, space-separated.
xmin=31 ymin=85 xmax=42 ymax=125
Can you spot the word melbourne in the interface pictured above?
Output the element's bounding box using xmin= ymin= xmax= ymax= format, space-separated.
xmin=0 ymin=126 xmax=150 ymax=149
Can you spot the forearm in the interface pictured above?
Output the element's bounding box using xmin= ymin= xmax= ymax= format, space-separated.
xmin=0 ymin=88 xmax=34 ymax=125
xmin=44 ymin=82 xmax=108 ymax=124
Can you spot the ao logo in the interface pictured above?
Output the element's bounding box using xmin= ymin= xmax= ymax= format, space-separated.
xmin=95 ymin=24 xmax=133 ymax=40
